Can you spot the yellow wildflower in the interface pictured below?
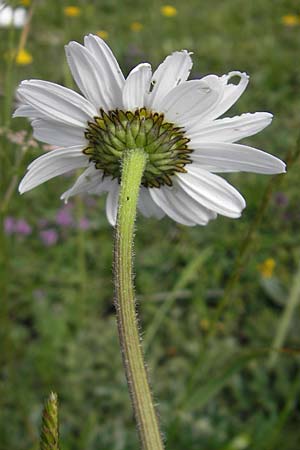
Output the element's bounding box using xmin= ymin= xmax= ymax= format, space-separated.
xmin=130 ymin=21 xmax=143 ymax=32
xmin=96 ymin=30 xmax=109 ymax=40
xmin=161 ymin=5 xmax=177 ymax=17
xmin=20 ymin=0 xmax=31 ymax=6
xmin=15 ymin=49 xmax=33 ymax=65
xmin=281 ymin=14 xmax=299 ymax=26
xmin=64 ymin=6 xmax=81 ymax=18
xmin=258 ymin=258 xmax=276 ymax=278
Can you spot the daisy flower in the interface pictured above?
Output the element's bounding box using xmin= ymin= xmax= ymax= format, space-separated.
xmin=14 ymin=34 xmax=285 ymax=226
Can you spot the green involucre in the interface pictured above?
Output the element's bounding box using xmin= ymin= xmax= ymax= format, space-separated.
xmin=84 ymin=108 xmax=192 ymax=188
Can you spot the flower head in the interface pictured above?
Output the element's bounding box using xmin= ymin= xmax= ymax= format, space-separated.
xmin=64 ymin=6 xmax=81 ymax=17
xmin=96 ymin=30 xmax=108 ymax=40
xmin=130 ymin=21 xmax=143 ymax=32
xmin=56 ymin=205 xmax=73 ymax=227
xmin=40 ymin=229 xmax=58 ymax=246
xmin=15 ymin=218 xmax=32 ymax=235
xmin=14 ymin=34 xmax=285 ymax=226
xmin=15 ymin=48 xmax=33 ymax=65
xmin=161 ymin=5 xmax=178 ymax=17
xmin=281 ymin=14 xmax=299 ymax=26
xmin=4 ymin=216 xmax=16 ymax=234
xmin=258 ymin=258 xmax=276 ymax=278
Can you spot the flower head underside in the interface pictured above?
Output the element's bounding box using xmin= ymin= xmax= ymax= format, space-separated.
xmin=84 ymin=108 xmax=191 ymax=187
xmin=14 ymin=34 xmax=286 ymax=226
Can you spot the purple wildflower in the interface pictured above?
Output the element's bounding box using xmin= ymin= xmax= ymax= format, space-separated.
xmin=40 ymin=229 xmax=58 ymax=246
xmin=15 ymin=218 xmax=32 ymax=235
xmin=56 ymin=206 xmax=73 ymax=227
xmin=4 ymin=216 xmax=15 ymax=234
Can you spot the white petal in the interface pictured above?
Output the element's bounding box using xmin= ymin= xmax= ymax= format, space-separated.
xmin=138 ymin=187 xmax=165 ymax=219
xmin=31 ymin=118 xmax=86 ymax=147
xmin=160 ymin=77 xmax=224 ymax=125
xmin=17 ymin=80 xmax=97 ymax=127
xmin=145 ymin=50 xmax=193 ymax=110
xmin=169 ymin=184 xmax=217 ymax=224
xmin=177 ymin=166 xmax=246 ymax=218
xmin=13 ymin=104 xmax=47 ymax=120
xmin=105 ymin=181 xmax=120 ymax=226
xmin=89 ymin=176 xmax=115 ymax=195
xmin=190 ymin=142 xmax=286 ymax=174
xmin=189 ymin=112 xmax=273 ymax=144
xmin=203 ymin=71 xmax=249 ymax=122
xmin=154 ymin=183 xmax=217 ymax=226
xmin=65 ymin=41 xmax=117 ymax=110
xmin=149 ymin=186 xmax=197 ymax=226
xmin=181 ymin=197 xmax=217 ymax=225
xmin=61 ymin=165 xmax=112 ymax=202
xmin=19 ymin=146 xmax=88 ymax=194
xmin=122 ymin=63 xmax=152 ymax=110
xmin=84 ymin=34 xmax=125 ymax=106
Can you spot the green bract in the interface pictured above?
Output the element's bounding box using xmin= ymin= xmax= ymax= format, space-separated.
xmin=84 ymin=108 xmax=192 ymax=188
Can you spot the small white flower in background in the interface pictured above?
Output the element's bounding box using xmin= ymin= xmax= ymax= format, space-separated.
xmin=12 ymin=7 xmax=27 ymax=27
xmin=0 ymin=2 xmax=27 ymax=28
xmin=14 ymin=34 xmax=286 ymax=226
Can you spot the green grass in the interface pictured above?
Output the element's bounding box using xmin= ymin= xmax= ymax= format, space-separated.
xmin=1 ymin=0 xmax=300 ymax=449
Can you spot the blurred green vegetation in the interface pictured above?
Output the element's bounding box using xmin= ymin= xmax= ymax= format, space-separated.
xmin=1 ymin=0 xmax=300 ymax=449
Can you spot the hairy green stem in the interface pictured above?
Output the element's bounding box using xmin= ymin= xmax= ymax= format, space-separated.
xmin=114 ymin=149 xmax=164 ymax=450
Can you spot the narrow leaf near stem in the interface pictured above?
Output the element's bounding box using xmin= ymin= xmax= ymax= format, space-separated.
xmin=114 ymin=148 xmax=165 ymax=450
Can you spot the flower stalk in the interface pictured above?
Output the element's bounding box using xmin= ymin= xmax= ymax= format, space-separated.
xmin=114 ymin=148 xmax=164 ymax=450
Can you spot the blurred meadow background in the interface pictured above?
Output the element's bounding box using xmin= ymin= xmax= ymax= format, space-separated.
xmin=1 ymin=0 xmax=300 ymax=449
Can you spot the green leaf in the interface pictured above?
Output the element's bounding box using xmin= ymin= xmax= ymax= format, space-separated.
xmin=260 ymin=277 xmax=287 ymax=306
